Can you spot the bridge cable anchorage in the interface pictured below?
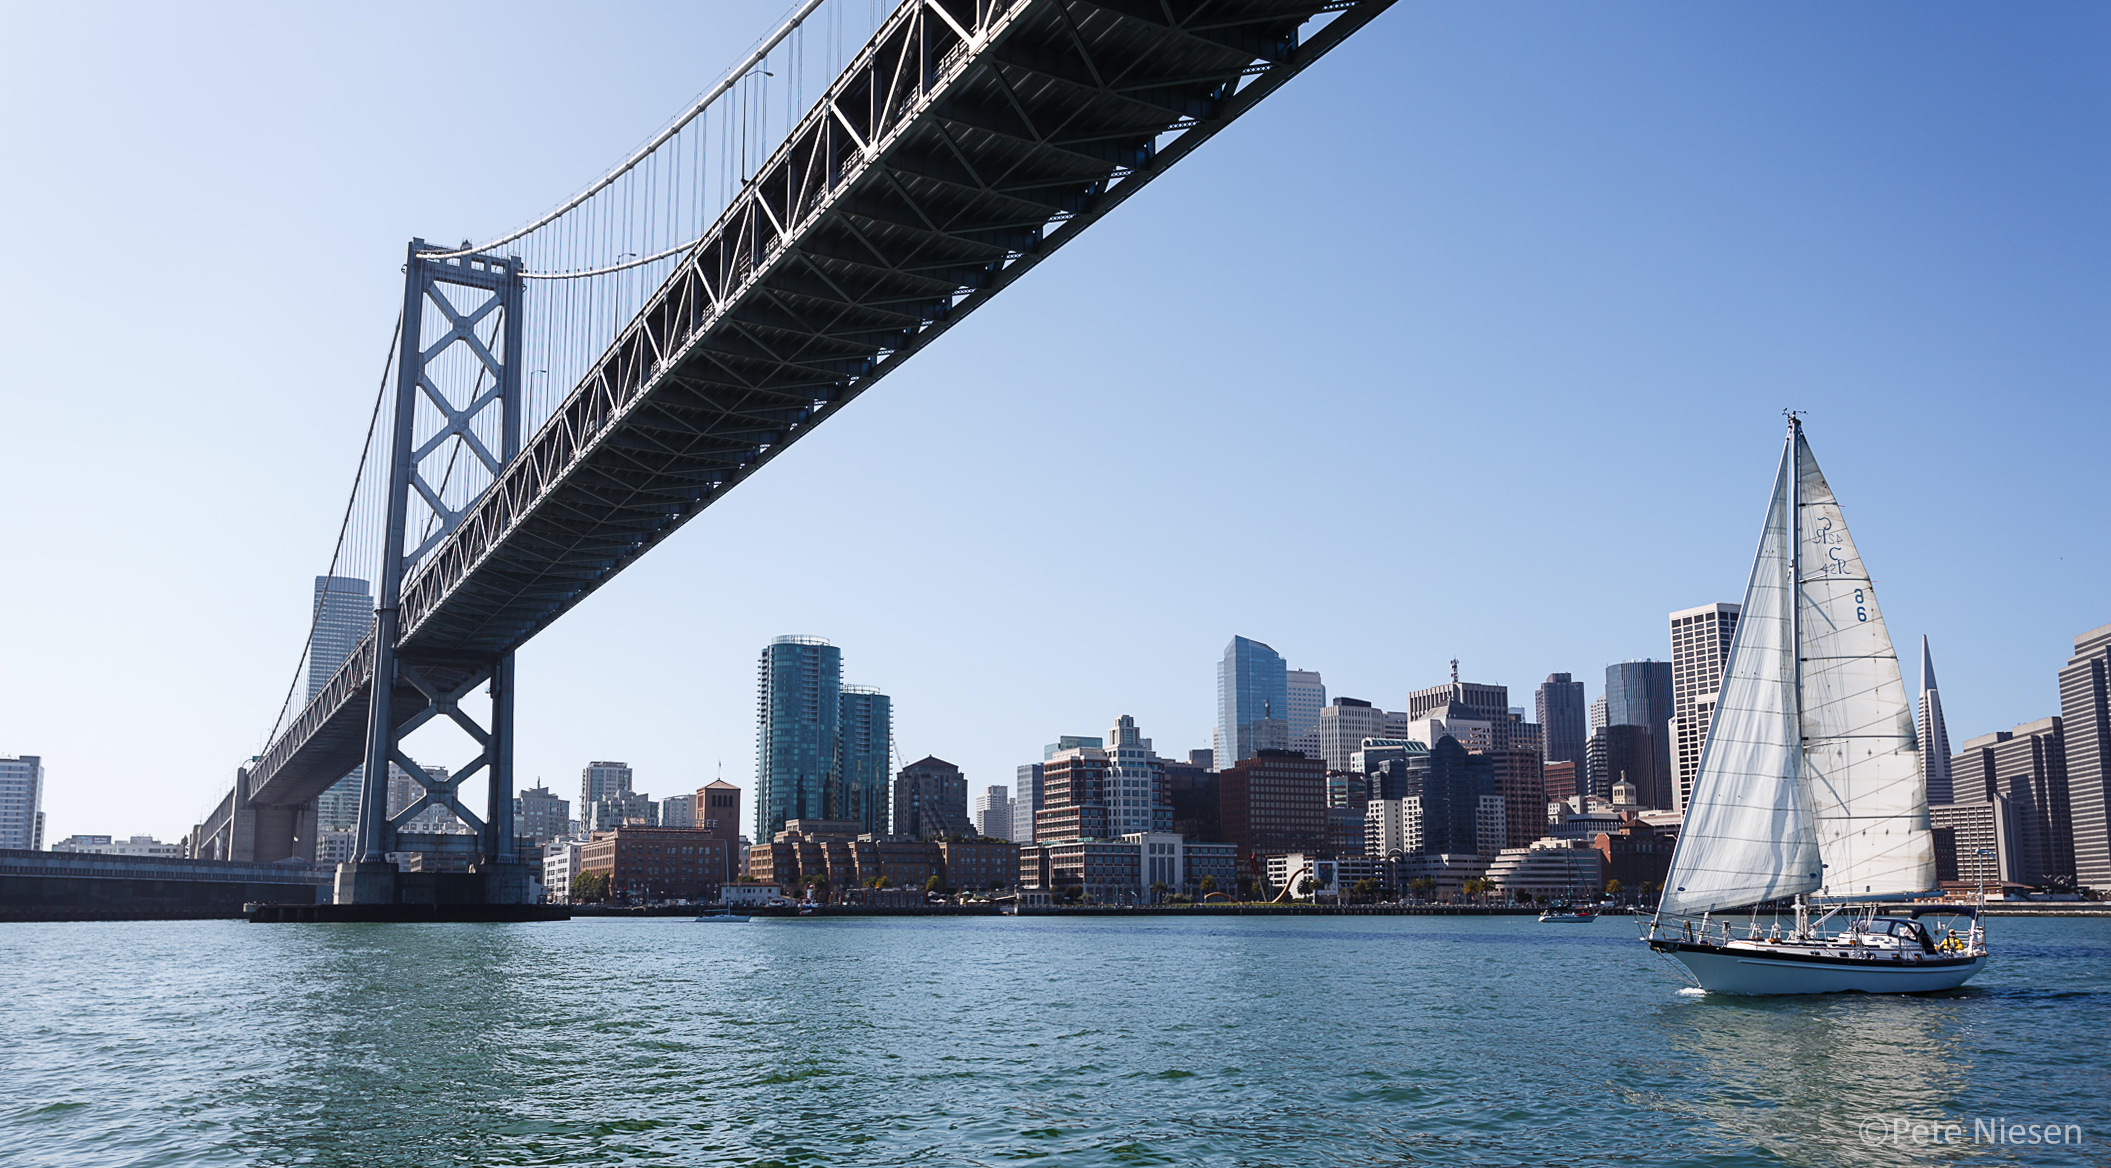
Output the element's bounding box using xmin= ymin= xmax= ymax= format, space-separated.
xmin=261 ymin=311 xmax=400 ymax=753
xmin=414 ymin=0 xmax=833 ymax=263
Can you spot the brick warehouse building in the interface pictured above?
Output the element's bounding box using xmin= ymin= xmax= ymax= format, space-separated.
xmin=579 ymin=826 xmax=729 ymax=902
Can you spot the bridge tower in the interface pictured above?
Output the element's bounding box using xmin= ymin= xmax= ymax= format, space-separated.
xmin=336 ymin=241 xmax=530 ymax=906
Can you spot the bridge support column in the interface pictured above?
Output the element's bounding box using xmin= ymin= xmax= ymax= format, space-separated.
xmin=339 ymin=240 xmax=526 ymax=907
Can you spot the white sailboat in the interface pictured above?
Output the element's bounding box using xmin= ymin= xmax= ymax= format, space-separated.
xmin=1644 ymin=416 xmax=1988 ymax=995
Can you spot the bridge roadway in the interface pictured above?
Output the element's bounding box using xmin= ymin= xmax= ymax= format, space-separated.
xmin=221 ymin=0 xmax=1395 ymax=837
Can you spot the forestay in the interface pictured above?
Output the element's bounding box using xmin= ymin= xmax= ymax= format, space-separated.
xmin=1660 ymin=439 xmax=1822 ymax=917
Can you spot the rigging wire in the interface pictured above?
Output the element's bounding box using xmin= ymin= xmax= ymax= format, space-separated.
xmin=262 ymin=312 xmax=400 ymax=750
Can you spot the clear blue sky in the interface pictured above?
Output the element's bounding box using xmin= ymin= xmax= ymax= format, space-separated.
xmin=1 ymin=2 xmax=2104 ymax=844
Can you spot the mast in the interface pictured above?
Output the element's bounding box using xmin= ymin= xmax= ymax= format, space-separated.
xmin=1787 ymin=411 xmax=1807 ymax=904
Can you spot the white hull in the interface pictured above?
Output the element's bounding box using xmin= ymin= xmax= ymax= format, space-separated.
xmin=1659 ymin=942 xmax=1986 ymax=995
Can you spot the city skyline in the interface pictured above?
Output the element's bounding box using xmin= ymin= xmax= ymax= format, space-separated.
xmin=2 ymin=4 xmax=2105 ymax=845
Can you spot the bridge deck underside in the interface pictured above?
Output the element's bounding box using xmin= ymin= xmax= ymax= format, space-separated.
xmin=246 ymin=0 xmax=1392 ymax=806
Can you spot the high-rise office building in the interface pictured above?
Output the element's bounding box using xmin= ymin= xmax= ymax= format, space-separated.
xmin=1919 ymin=637 xmax=1954 ymax=806
xmin=757 ymin=635 xmax=842 ymax=836
xmin=1586 ymin=723 xmax=1663 ymax=808
xmin=1668 ymin=604 xmax=1740 ymax=813
xmin=0 ymin=755 xmax=44 ymax=851
xmin=1215 ymin=636 xmax=1288 ymax=771
xmin=1405 ymin=673 xmax=1509 ymax=723
xmin=1217 ymin=750 xmax=1326 ymax=859
xmin=894 ymin=757 xmax=973 ymax=839
xmin=1013 ymin=763 xmax=1043 ymax=844
xmin=1534 ymin=674 xmax=1587 ymax=770
xmin=308 ymin=576 xmax=374 ymax=833
xmin=1318 ymin=698 xmax=1395 ymax=773
xmin=2059 ymin=623 xmax=2111 ymax=889
xmin=1952 ymin=718 xmax=2075 ymax=887
xmin=974 ymin=785 xmax=1013 ymax=841
xmin=1286 ymin=669 xmax=1327 ymax=761
xmin=1414 ymin=737 xmax=1495 ymax=855
xmin=838 ymin=685 xmax=892 ymax=835
xmin=582 ymin=760 xmax=634 ymax=809
xmin=1104 ymin=715 xmax=1173 ymax=838
xmin=1037 ymin=745 xmax=1110 ymax=843
xmin=1603 ymin=660 xmax=1674 ymax=804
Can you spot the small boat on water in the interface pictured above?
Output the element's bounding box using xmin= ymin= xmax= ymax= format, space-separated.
xmin=1643 ymin=416 xmax=1988 ymax=995
xmin=693 ymin=908 xmax=750 ymax=922
xmin=1539 ymin=904 xmax=1598 ymax=923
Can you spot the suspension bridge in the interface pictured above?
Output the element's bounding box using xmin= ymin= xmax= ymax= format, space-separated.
xmin=187 ymin=0 xmax=1395 ymax=907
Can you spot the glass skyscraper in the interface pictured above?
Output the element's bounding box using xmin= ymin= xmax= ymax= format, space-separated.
xmin=838 ymin=685 xmax=892 ymax=835
xmin=309 ymin=575 xmax=373 ymax=833
xmin=756 ymin=635 xmax=842 ymax=837
xmin=1534 ymin=673 xmax=1587 ymax=769
xmin=1215 ymin=636 xmax=1288 ymax=772
xmin=1603 ymin=659 xmax=1674 ymax=803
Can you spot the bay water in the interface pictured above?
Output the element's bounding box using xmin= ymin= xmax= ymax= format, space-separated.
xmin=3 ymin=914 xmax=2106 ymax=1166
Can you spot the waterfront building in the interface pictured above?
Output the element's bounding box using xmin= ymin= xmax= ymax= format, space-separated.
xmin=308 ymin=575 xmax=373 ymax=833
xmin=1013 ymin=763 xmax=1043 ymax=844
xmin=1586 ymin=723 xmax=1663 ymax=809
xmin=939 ymin=838 xmax=1019 ymax=891
xmin=1484 ymin=838 xmax=1603 ymax=899
xmin=48 ymin=834 xmax=183 ymax=857
xmin=1217 ymin=749 xmax=1326 ymax=858
xmin=1215 ymin=636 xmax=1289 ymax=770
xmin=658 ymin=791 xmax=696 ymax=828
xmin=1930 ymin=800 xmax=2005 ymax=886
xmin=1534 ymin=674 xmax=1588 ymax=774
xmin=757 ymin=636 xmax=842 ymax=836
xmin=1602 ymin=660 xmax=1674 ymax=802
xmin=1183 ymin=841 xmax=1240 ymax=895
xmin=1267 ymin=853 xmax=1338 ymax=899
xmin=1669 ymin=604 xmax=1740 ymax=813
xmin=894 ymin=756 xmax=973 ymax=840
xmin=580 ymin=826 xmax=729 ymax=903
xmin=974 ymin=785 xmax=1013 ymax=841
xmin=697 ymin=782 xmax=740 ymax=876
xmin=2059 ymin=623 xmax=2111 ymax=889
xmin=1952 ymin=718 xmax=2074 ymax=887
xmin=1319 ymin=698 xmax=1398 ymax=773
xmin=1593 ymin=820 xmax=1673 ymax=895
xmin=1125 ymin=831 xmax=1186 ymax=898
xmin=543 ymin=839 xmax=584 ymax=902
xmin=838 ymin=685 xmax=892 ymax=834
xmin=1391 ymin=851 xmax=1489 ymax=899
xmin=515 ymin=785 xmax=571 ymax=844
xmin=1043 ymin=839 xmax=1143 ymax=902
xmin=1919 ymin=637 xmax=1955 ymax=805
xmin=1287 ymin=669 xmax=1327 ymax=761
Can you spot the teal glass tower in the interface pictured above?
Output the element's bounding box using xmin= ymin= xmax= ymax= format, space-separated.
xmin=757 ymin=636 xmax=842 ymax=836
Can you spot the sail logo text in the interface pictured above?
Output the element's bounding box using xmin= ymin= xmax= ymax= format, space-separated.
xmin=1858 ymin=1117 xmax=2084 ymax=1147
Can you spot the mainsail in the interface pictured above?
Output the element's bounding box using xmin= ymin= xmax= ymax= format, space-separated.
xmin=1793 ymin=431 xmax=1935 ymax=900
xmin=1660 ymin=419 xmax=1933 ymax=917
xmin=1660 ymin=438 xmax=1822 ymax=917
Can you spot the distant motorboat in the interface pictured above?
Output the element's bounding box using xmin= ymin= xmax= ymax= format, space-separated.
xmin=693 ymin=908 xmax=750 ymax=922
xmin=1539 ymin=905 xmax=1599 ymax=923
